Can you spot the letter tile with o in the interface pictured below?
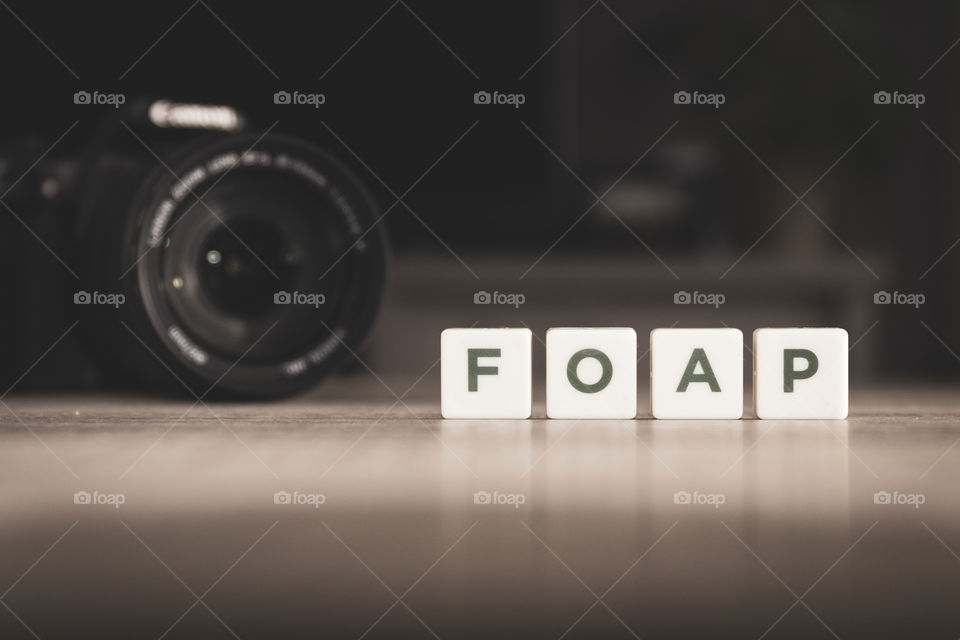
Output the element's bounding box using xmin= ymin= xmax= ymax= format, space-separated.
xmin=546 ymin=328 xmax=637 ymax=419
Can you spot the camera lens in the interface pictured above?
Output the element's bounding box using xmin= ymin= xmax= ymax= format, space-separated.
xmin=88 ymin=133 xmax=387 ymax=398
xmin=198 ymin=219 xmax=301 ymax=317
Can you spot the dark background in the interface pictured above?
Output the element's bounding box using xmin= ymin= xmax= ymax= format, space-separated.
xmin=3 ymin=5 xmax=960 ymax=640
xmin=1 ymin=0 xmax=958 ymax=382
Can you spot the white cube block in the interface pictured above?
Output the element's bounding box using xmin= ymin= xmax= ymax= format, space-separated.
xmin=546 ymin=328 xmax=637 ymax=419
xmin=650 ymin=328 xmax=743 ymax=419
xmin=754 ymin=328 xmax=848 ymax=419
xmin=441 ymin=328 xmax=532 ymax=419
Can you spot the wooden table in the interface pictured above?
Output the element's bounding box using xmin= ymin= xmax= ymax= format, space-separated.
xmin=1 ymin=381 xmax=958 ymax=638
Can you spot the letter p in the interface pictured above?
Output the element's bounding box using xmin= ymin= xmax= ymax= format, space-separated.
xmin=783 ymin=348 xmax=818 ymax=392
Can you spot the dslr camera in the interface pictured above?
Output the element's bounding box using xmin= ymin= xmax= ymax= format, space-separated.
xmin=0 ymin=99 xmax=386 ymax=398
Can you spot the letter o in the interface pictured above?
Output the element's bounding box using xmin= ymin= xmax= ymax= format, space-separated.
xmin=566 ymin=349 xmax=613 ymax=394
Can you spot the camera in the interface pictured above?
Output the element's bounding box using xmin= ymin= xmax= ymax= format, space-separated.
xmin=0 ymin=99 xmax=387 ymax=398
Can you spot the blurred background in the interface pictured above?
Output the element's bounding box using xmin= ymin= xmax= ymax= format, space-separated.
xmin=3 ymin=4 xmax=960 ymax=639
xmin=0 ymin=0 xmax=957 ymax=389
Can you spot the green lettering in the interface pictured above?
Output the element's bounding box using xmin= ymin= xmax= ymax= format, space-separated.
xmin=783 ymin=348 xmax=818 ymax=392
xmin=677 ymin=348 xmax=721 ymax=392
xmin=566 ymin=349 xmax=613 ymax=393
xmin=468 ymin=348 xmax=500 ymax=392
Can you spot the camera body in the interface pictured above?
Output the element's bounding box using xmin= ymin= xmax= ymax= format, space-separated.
xmin=0 ymin=100 xmax=387 ymax=398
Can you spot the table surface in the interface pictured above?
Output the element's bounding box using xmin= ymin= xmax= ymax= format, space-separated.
xmin=2 ymin=381 xmax=959 ymax=639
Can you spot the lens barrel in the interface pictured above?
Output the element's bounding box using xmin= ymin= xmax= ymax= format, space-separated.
xmin=79 ymin=133 xmax=386 ymax=398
